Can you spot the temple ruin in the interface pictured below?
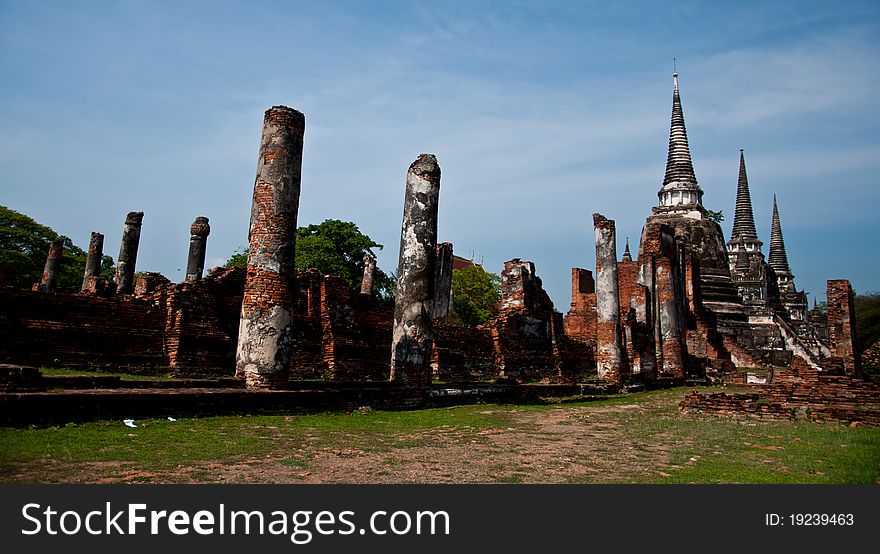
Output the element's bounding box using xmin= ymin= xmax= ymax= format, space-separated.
xmin=1 ymin=75 xmax=875 ymax=425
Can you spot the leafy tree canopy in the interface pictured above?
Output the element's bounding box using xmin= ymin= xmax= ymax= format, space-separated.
xmin=0 ymin=205 xmax=114 ymax=290
xmin=449 ymin=264 xmax=501 ymax=327
xmin=855 ymin=291 xmax=880 ymax=359
xmin=226 ymin=219 xmax=394 ymax=297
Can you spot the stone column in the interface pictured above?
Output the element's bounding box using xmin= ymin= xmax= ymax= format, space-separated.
xmin=360 ymin=253 xmax=377 ymax=295
xmin=433 ymin=242 xmax=453 ymax=320
xmin=185 ymin=216 xmax=211 ymax=281
xmin=593 ymin=213 xmax=623 ymax=383
xmin=81 ymin=232 xmax=104 ymax=291
xmin=390 ymin=154 xmax=441 ymax=385
xmin=115 ymin=211 xmax=144 ymax=294
xmin=38 ymin=236 xmax=65 ymax=292
xmin=235 ymin=106 xmax=305 ymax=389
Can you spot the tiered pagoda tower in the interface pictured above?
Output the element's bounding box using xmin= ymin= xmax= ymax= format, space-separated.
xmin=726 ymin=150 xmax=773 ymax=306
xmin=768 ymin=195 xmax=808 ymax=321
xmin=643 ymin=72 xmax=740 ymax=307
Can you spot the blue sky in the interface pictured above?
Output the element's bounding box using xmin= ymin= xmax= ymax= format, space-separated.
xmin=1 ymin=0 xmax=878 ymax=309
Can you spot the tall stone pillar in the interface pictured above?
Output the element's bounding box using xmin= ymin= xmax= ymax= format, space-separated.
xmin=360 ymin=253 xmax=377 ymax=295
xmin=115 ymin=211 xmax=144 ymax=294
xmin=81 ymin=232 xmax=104 ymax=291
xmin=593 ymin=213 xmax=623 ymax=383
xmin=185 ymin=216 xmax=211 ymax=281
xmin=235 ymin=106 xmax=305 ymax=389
xmin=390 ymin=154 xmax=441 ymax=385
xmin=433 ymin=242 xmax=453 ymax=320
xmin=38 ymin=236 xmax=65 ymax=292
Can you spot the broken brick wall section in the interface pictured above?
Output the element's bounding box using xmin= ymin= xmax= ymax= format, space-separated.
xmin=826 ymin=279 xmax=860 ymax=375
xmin=0 ymin=288 xmax=166 ymax=372
xmin=432 ymin=323 xmax=497 ymax=382
xmin=2 ymin=267 xmax=504 ymax=383
xmin=564 ymin=268 xmax=596 ymax=343
xmin=682 ymin=368 xmax=880 ymax=426
xmin=492 ymin=259 xmax=567 ymax=382
xmin=141 ymin=267 xmax=244 ymax=376
xmin=679 ymin=251 xmax=737 ymax=377
xmin=319 ymin=275 xmax=393 ymax=381
xmin=620 ymin=270 xmax=656 ymax=380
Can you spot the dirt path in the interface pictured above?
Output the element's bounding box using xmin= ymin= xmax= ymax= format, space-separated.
xmin=4 ymin=393 xmax=692 ymax=484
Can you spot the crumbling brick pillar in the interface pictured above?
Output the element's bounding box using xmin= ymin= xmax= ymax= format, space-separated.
xmin=827 ymin=279 xmax=860 ymax=375
xmin=655 ymin=254 xmax=684 ymax=379
xmin=564 ymin=268 xmax=596 ymax=342
xmin=235 ymin=106 xmax=305 ymax=389
xmin=185 ymin=216 xmax=211 ymax=281
xmin=639 ymin=222 xmax=685 ymax=380
xmin=360 ymin=253 xmax=377 ymax=295
xmin=593 ymin=213 xmax=624 ymax=383
xmin=36 ymin=237 xmax=65 ymax=292
xmin=433 ymin=242 xmax=453 ymax=321
xmin=115 ymin=211 xmax=144 ymax=294
xmin=390 ymin=154 xmax=441 ymax=385
xmin=80 ymin=232 xmax=104 ymax=291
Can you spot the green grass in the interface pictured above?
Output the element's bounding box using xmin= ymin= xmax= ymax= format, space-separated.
xmin=646 ymin=417 xmax=880 ymax=484
xmin=0 ymin=406 xmax=514 ymax=478
xmin=2 ymin=388 xmax=879 ymax=483
xmin=39 ymin=367 xmax=174 ymax=380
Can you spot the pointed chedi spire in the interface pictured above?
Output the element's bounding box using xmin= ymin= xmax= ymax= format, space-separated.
xmin=731 ymin=149 xmax=759 ymax=241
xmin=768 ymin=194 xmax=792 ymax=278
xmin=656 ymin=70 xmax=704 ymax=213
xmin=727 ymin=149 xmax=764 ymax=272
xmin=622 ymin=237 xmax=632 ymax=263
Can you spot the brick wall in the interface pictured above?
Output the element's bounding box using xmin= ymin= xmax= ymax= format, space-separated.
xmin=827 ymin=279 xmax=860 ymax=375
xmin=432 ymin=323 xmax=497 ymax=382
xmin=142 ymin=267 xmax=244 ymax=376
xmin=492 ymin=259 xmax=564 ymax=382
xmin=681 ymin=368 xmax=880 ymax=426
xmin=0 ymin=288 xmax=166 ymax=372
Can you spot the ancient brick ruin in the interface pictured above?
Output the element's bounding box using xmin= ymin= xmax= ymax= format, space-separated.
xmin=1 ymin=75 xmax=875 ymax=425
xmin=80 ymin=231 xmax=104 ymax=291
xmin=235 ymin=106 xmax=304 ymax=388
xmin=390 ymin=154 xmax=442 ymax=386
xmin=32 ymin=236 xmax=65 ymax=292
xmin=115 ymin=211 xmax=143 ymax=295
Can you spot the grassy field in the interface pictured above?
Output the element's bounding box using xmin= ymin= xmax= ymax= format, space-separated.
xmin=1 ymin=387 xmax=878 ymax=483
xmin=39 ymin=367 xmax=174 ymax=380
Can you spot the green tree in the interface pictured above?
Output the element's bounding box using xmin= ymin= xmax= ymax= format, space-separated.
xmin=225 ymin=219 xmax=394 ymax=297
xmin=0 ymin=205 xmax=114 ymax=290
xmin=855 ymin=292 xmax=880 ymax=364
xmin=225 ymin=248 xmax=248 ymax=269
xmin=706 ymin=209 xmax=724 ymax=224
xmin=449 ymin=264 xmax=501 ymax=327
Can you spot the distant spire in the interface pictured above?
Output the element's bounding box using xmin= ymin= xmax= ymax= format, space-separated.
xmin=622 ymin=237 xmax=632 ymax=262
xmin=661 ymin=71 xmax=699 ymax=192
xmin=731 ymin=149 xmax=759 ymax=241
xmin=768 ymin=195 xmax=792 ymax=276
